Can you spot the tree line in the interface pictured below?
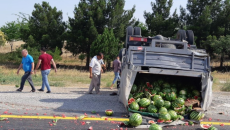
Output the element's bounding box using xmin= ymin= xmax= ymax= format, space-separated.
xmin=0 ymin=0 xmax=230 ymax=68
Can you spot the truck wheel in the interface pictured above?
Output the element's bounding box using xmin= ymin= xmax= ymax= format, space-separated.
xmin=177 ymin=30 xmax=187 ymax=41
xmin=134 ymin=27 xmax=141 ymax=36
xmin=161 ymin=44 xmax=176 ymax=49
xmin=127 ymin=26 xmax=133 ymax=36
xmin=186 ymin=30 xmax=194 ymax=45
xmin=119 ymin=48 xmax=126 ymax=62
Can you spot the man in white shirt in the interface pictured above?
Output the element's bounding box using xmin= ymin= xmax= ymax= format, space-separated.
xmin=88 ymin=53 xmax=104 ymax=94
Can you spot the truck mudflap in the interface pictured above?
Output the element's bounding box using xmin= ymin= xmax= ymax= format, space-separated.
xmin=118 ymin=68 xmax=137 ymax=108
xmin=201 ymin=72 xmax=213 ymax=110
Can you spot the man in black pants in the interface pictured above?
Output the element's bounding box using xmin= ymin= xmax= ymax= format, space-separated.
xmin=16 ymin=49 xmax=36 ymax=92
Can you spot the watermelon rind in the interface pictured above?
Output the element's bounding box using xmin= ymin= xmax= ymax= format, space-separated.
xmin=168 ymin=110 xmax=178 ymax=121
xmin=139 ymin=98 xmax=151 ymax=108
xmin=129 ymin=113 xmax=143 ymax=127
xmin=149 ymin=124 xmax=162 ymax=130
xmin=158 ymin=107 xmax=168 ymax=115
xmin=159 ymin=113 xmax=171 ymax=121
xmin=152 ymin=95 xmax=162 ymax=101
xmin=131 ymin=85 xmax=138 ymax=93
xmin=105 ymin=110 xmax=113 ymax=116
xmin=155 ymin=99 xmax=164 ymax=108
xmin=147 ymin=105 xmax=158 ymax=113
xmin=129 ymin=102 xmax=139 ymax=111
xmin=164 ymin=101 xmax=171 ymax=109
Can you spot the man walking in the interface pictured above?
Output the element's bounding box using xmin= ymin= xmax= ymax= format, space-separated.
xmin=88 ymin=53 xmax=103 ymax=94
xmin=110 ymin=56 xmax=121 ymax=90
xmin=16 ymin=49 xmax=36 ymax=92
xmin=35 ymin=47 xmax=57 ymax=93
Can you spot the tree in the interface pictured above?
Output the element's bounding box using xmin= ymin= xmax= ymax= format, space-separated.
xmin=90 ymin=28 xmax=121 ymax=67
xmin=0 ymin=30 xmax=7 ymax=47
xmin=0 ymin=21 xmax=21 ymax=51
xmin=66 ymin=0 xmax=135 ymax=68
xmin=78 ymin=54 xmax=86 ymax=65
xmin=203 ymin=35 xmax=217 ymax=58
xmin=22 ymin=1 xmax=66 ymax=51
xmin=144 ymin=0 xmax=179 ymax=37
xmin=211 ymin=35 xmax=230 ymax=67
xmin=185 ymin=0 xmax=222 ymax=48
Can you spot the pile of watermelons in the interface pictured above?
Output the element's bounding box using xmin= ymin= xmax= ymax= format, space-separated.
xmin=127 ymin=79 xmax=204 ymax=127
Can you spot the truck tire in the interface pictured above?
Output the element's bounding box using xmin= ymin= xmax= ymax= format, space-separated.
xmin=134 ymin=27 xmax=141 ymax=36
xmin=127 ymin=26 xmax=133 ymax=36
xmin=177 ymin=30 xmax=187 ymax=41
xmin=119 ymin=48 xmax=126 ymax=62
xmin=161 ymin=44 xmax=176 ymax=49
xmin=186 ymin=30 xmax=194 ymax=45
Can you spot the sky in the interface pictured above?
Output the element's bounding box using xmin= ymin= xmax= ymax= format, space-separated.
xmin=0 ymin=0 xmax=187 ymax=27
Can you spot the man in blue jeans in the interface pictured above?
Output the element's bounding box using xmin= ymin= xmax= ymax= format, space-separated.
xmin=110 ymin=56 xmax=121 ymax=90
xmin=16 ymin=49 xmax=36 ymax=92
xmin=35 ymin=47 xmax=57 ymax=93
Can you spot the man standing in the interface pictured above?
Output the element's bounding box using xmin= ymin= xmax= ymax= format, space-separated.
xmin=88 ymin=53 xmax=103 ymax=94
xmin=16 ymin=49 xmax=36 ymax=92
xmin=110 ymin=56 xmax=121 ymax=90
xmin=35 ymin=47 xmax=57 ymax=93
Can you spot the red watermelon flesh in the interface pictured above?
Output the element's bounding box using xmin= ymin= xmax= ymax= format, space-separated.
xmin=128 ymin=98 xmax=135 ymax=105
xmin=157 ymin=119 xmax=164 ymax=123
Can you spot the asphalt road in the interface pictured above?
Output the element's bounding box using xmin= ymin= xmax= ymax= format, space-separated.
xmin=0 ymin=86 xmax=230 ymax=129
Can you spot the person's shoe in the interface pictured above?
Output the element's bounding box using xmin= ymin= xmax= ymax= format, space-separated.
xmin=46 ymin=91 xmax=51 ymax=93
xmin=96 ymin=92 xmax=101 ymax=95
xmin=110 ymin=92 xmax=117 ymax=96
xmin=88 ymin=92 xmax=93 ymax=94
xmin=37 ymin=89 xmax=44 ymax=92
xmin=31 ymin=90 xmax=36 ymax=92
xmin=16 ymin=89 xmax=22 ymax=92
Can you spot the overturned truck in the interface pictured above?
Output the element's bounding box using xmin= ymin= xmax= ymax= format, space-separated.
xmin=118 ymin=26 xmax=213 ymax=114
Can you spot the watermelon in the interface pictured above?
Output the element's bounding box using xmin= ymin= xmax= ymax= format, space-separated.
xmin=152 ymin=95 xmax=162 ymax=101
xmin=163 ymin=101 xmax=171 ymax=109
xmin=165 ymin=92 xmax=176 ymax=101
xmin=136 ymin=98 xmax=141 ymax=103
xmin=190 ymin=111 xmax=205 ymax=121
xmin=105 ymin=109 xmax=113 ymax=116
xmin=155 ymin=99 xmax=164 ymax=108
xmin=178 ymin=95 xmax=187 ymax=100
xmin=147 ymin=105 xmax=158 ymax=113
xmin=159 ymin=113 xmax=171 ymax=121
xmin=131 ymin=85 xmax=138 ymax=93
xmin=151 ymin=90 xmax=158 ymax=95
xmin=158 ymin=92 xmax=165 ymax=98
xmin=123 ymin=121 xmax=130 ymax=126
xmin=158 ymin=107 xmax=168 ymax=114
xmin=177 ymin=115 xmax=184 ymax=120
xmin=174 ymin=105 xmax=185 ymax=113
xmin=192 ymin=90 xmax=200 ymax=96
xmin=128 ymin=98 xmax=135 ymax=105
xmin=149 ymin=124 xmax=162 ymax=130
xmin=175 ymin=98 xmax=185 ymax=106
xmin=162 ymin=88 xmax=171 ymax=94
xmin=179 ymin=90 xmax=187 ymax=95
xmin=129 ymin=102 xmax=139 ymax=111
xmin=171 ymin=87 xmax=177 ymax=93
xmin=207 ymin=126 xmax=218 ymax=130
xmin=148 ymin=120 xmax=155 ymax=124
xmin=129 ymin=113 xmax=142 ymax=127
xmin=162 ymin=83 xmax=170 ymax=88
xmin=139 ymin=98 xmax=151 ymax=107
xmin=168 ymin=110 xmax=178 ymax=121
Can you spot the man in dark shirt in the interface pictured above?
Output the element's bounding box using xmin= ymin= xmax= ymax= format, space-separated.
xmin=35 ymin=47 xmax=57 ymax=93
xmin=110 ymin=56 xmax=121 ymax=89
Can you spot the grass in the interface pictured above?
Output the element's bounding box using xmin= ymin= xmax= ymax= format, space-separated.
xmin=0 ymin=66 xmax=114 ymax=88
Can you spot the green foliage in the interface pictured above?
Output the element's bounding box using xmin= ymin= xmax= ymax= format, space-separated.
xmin=22 ymin=1 xmax=66 ymax=51
xmin=47 ymin=47 xmax=62 ymax=61
xmin=144 ymin=0 xmax=179 ymax=37
xmin=66 ymin=0 xmax=135 ymax=67
xmin=90 ymin=28 xmax=121 ymax=64
xmin=221 ymin=82 xmax=230 ymax=91
xmin=133 ymin=20 xmax=149 ymax=37
xmin=0 ymin=30 xmax=7 ymax=46
xmin=0 ymin=21 xmax=21 ymax=41
xmin=78 ymin=54 xmax=86 ymax=65
xmin=211 ymin=35 xmax=230 ymax=67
